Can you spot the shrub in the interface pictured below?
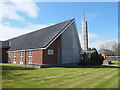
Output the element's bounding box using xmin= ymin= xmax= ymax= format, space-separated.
xmin=88 ymin=52 xmax=104 ymax=65
xmin=79 ymin=60 xmax=87 ymax=66
xmin=80 ymin=48 xmax=104 ymax=66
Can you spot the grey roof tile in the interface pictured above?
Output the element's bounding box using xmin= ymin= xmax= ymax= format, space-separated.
xmin=7 ymin=19 xmax=74 ymax=51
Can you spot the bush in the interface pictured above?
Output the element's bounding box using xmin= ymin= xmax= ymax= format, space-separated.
xmin=80 ymin=48 xmax=104 ymax=66
xmin=79 ymin=60 xmax=87 ymax=66
xmin=88 ymin=52 xmax=104 ymax=65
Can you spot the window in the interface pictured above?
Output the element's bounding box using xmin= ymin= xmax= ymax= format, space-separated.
xmin=13 ymin=52 xmax=16 ymax=64
xmin=48 ymin=49 xmax=54 ymax=55
xmin=8 ymin=53 xmax=10 ymax=57
xmin=28 ymin=51 xmax=32 ymax=64
xmin=20 ymin=52 xmax=24 ymax=64
xmin=8 ymin=52 xmax=10 ymax=63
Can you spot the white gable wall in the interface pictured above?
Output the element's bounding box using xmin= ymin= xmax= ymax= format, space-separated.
xmin=60 ymin=21 xmax=82 ymax=64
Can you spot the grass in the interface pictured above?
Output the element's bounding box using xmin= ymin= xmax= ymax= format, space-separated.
xmin=1 ymin=62 xmax=120 ymax=88
xmin=111 ymin=60 xmax=120 ymax=65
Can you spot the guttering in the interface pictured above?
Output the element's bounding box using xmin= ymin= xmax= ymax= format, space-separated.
xmin=7 ymin=19 xmax=75 ymax=52
xmin=25 ymin=47 xmax=46 ymax=51
xmin=7 ymin=47 xmax=46 ymax=52
xmin=7 ymin=50 xmax=26 ymax=53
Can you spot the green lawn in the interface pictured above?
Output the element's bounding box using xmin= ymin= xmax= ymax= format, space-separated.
xmin=112 ymin=60 xmax=120 ymax=65
xmin=1 ymin=62 xmax=120 ymax=88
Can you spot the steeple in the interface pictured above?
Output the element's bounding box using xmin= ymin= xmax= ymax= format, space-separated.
xmin=82 ymin=9 xmax=88 ymax=51
xmin=82 ymin=9 xmax=85 ymax=21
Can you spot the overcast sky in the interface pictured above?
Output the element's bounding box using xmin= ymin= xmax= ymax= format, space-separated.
xmin=0 ymin=0 xmax=118 ymax=50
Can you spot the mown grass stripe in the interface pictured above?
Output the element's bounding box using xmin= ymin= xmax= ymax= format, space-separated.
xmin=14 ymin=69 xmax=100 ymax=88
xmin=74 ymin=68 xmax=118 ymax=88
xmin=60 ymin=68 xmax=116 ymax=88
xmin=94 ymin=70 xmax=118 ymax=88
xmin=2 ymin=63 xmax=119 ymax=88
xmin=4 ymin=68 xmax=102 ymax=88
xmin=43 ymin=68 xmax=111 ymax=88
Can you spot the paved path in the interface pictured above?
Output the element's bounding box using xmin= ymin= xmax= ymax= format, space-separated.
xmin=103 ymin=64 xmax=120 ymax=68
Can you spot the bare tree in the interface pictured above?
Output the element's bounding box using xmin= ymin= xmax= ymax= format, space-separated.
xmin=100 ymin=41 xmax=118 ymax=56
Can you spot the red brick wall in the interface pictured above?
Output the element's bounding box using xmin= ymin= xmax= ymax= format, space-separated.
xmin=32 ymin=50 xmax=43 ymax=64
xmin=9 ymin=39 xmax=58 ymax=65
xmin=16 ymin=52 xmax=20 ymax=64
xmin=43 ymin=40 xmax=57 ymax=64
xmin=10 ymin=52 xmax=14 ymax=63
xmin=25 ymin=51 xmax=28 ymax=65
xmin=9 ymin=50 xmax=43 ymax=65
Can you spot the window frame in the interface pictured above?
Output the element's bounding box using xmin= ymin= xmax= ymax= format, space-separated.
xmin=8 ymin=52 xmax=11 ymax=63
xmin=48 ymin=49 xmax=54 ymax=55
xmin=28 ymin=51 xmax=32 ymax=64
xmin=20 ymin=51 xmax=24 ymax=64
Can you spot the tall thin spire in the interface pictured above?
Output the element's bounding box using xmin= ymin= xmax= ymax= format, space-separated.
xmin=82 ymin=9 xmax=88 ymax=51
xmin=82 ymin=9 xmax=85 ymax=21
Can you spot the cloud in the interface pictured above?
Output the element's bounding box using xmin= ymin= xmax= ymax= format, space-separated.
xmin=2 ymin=22 xmax=10 ymax=25
xmin=0 ymin=3 xmax=25 ymax=21
xmin=79 ymin=32 xmax=117 ymax=50
xmin=87 ymin=12 xmax=101 ymax=20
xmin=0 ymin=23 xmax=53 ymax=41
xmin=0 ymin=0 xmax=39 ymax=21
xmin=88 ymin=33 xmax=97 ymax=38
xmin=89 ymin=39 xmax=118 ymax=50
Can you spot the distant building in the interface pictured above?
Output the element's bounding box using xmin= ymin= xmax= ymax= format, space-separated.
xmin=1 ymin=18 xmax=82 ymax=65
xmin=98 ymin=49 xmax=115 ymax=58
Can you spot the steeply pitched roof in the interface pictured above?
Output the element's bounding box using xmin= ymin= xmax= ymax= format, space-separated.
xmin=7 ymin=18 xmax=75 ymax=51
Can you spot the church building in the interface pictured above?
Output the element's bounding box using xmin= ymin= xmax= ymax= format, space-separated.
xmin=1 ymin=18 xmax=82 ymax=65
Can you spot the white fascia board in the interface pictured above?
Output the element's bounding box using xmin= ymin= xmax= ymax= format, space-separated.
xmin=7 ymin=48 xmax=45 ymax=52
xmin=25 ymin=47 xmax=46 ymax=51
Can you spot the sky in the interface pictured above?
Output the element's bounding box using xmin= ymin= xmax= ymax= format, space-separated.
xmin=0 ymin=0 xmax=118 ymax=50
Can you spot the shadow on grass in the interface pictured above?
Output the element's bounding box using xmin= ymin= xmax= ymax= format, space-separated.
xmin=1 ymin=64 xmax=36 ymax=77
xmin=44 ymin=65 xmax=120 ymax=68
xmin=1 ymin=63 xmax=120 ymax=69
xmin=64 ymin=65 xmax=120 ymax=68
xmin=2 ymin=65 xmax=36 ymax=70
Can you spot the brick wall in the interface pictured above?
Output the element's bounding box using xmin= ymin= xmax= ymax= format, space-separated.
xmin=16 ymin=52 xmax=20 ymax=64
xmin=10 ymin=52 xmax=14 ymax=63
xmin=9 ymin=50 xmax=43 ymax=65
xmin=43 ymin=39 xmax=57 ymax=64
xmin=9 ymin=39 xmax=58 ymax=65
xmin=25 ymin=51 xmax=28 ymax=65
xmin=32 ymin=50 xmax=43 ymax=64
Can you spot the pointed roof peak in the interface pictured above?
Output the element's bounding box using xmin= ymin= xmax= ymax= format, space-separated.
xmin=82 ymin=9 xmax=85 ymax=21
